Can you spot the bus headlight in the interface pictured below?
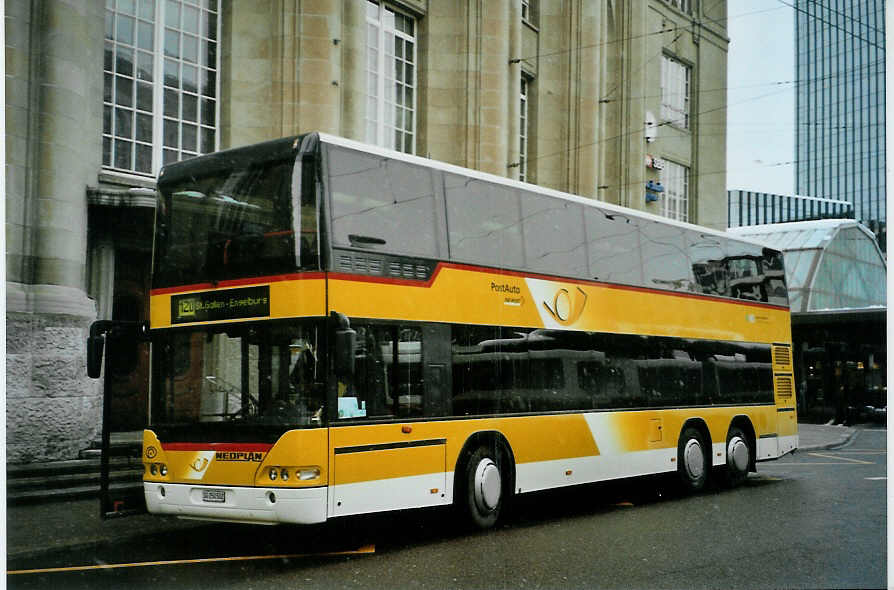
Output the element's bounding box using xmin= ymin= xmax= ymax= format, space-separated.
xmin=298 ymin=467 xmax=320 ymax=481
xmin=263 ymin=466 xmax=320 ymax=484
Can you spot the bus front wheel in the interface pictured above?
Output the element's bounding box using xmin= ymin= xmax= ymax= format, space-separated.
xmin=677 ymin=426 xmax=710 ymax=492
xmin=461 ymin=445 xmax=505 ymax=529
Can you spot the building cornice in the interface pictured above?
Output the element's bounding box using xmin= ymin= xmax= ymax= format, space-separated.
xmin=87 ymin=186 xmax=157 ymax=209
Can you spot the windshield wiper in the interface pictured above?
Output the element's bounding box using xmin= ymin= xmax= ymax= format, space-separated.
xmin=348 ymin=234 xmax=387 ymax=248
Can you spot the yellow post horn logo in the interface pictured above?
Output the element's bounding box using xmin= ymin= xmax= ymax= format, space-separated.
xmin=190 ymin=457 xmax=210 ymax=473
xmin=542 ymin=286 xmax=587 ymax=325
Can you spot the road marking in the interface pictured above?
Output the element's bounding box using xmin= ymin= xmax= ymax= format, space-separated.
xmin=8 ymin=545 xmax=376 ymax=576
xmin=768 ymin=462 xmax=865 ymax=466
xmin=808 ymin=452 xmax=874 ymax=464
xmin=865 ymin=477 xmax=887 ymax=480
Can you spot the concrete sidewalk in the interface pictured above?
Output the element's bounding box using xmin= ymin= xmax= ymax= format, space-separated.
xmin=4 ymin=422 xmax=864 ymax=565
xmin=796 ymin=422 xmax=858 ymax=451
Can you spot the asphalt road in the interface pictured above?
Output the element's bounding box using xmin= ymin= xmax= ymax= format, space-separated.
xmin=8 ymin=427 xmax=887 ymax=589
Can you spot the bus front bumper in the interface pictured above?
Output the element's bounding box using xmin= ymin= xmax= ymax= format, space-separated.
xmin=144 ymin=482 xmax=328 ymax=525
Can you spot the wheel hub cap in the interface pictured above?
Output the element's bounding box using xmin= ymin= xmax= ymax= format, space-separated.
xmin=728 ymin=437 xmax=749 ymax=471
xmin=474 ymin=459 xmax=501 ymax=512
xmin=683 ymin=439 xmax=704 ymax=479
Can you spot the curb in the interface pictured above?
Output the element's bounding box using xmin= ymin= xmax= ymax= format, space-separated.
xmin=797 ymin=428 xmax=859 ymax=452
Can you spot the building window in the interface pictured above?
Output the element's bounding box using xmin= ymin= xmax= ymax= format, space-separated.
xmin=660 ymin=160 xmax=689 ymax=222
xmin=519 ymin=76 xmax=529 ymax=182
xmin=103 ymin=0 xmax=220 ymax=176
xmin=366 ymin=1 xmax=416 ymax=154
xmin=661 ymin=55 xmax=690 ymax=129
xmin=661 ymin=0 xmax=689 ymax=12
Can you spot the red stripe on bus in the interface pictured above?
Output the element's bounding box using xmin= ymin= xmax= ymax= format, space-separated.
xmin=150 ymin=272 xmax=325 ymax=296
xmin=160 ymin=442 xmax=274 ymax=452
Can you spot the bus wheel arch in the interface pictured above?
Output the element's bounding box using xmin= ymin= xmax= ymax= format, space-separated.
xmin=676 ymin=419 xmax=711 ymax=492
xmin=454 ymin=431 xmax=515 ymax=529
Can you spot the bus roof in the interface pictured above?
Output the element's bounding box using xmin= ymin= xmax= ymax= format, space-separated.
xmin=315 ymin=132 xmax=779 ymax=254
xmin=157 ymin=131 xmax=779 ymax=255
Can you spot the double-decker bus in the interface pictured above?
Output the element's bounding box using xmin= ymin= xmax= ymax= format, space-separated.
xmin=88 ymin=132 xmax=798 ymax=529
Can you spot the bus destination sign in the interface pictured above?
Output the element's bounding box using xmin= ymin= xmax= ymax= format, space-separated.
xmin=171 ymin=286 xmax=270 ymax=324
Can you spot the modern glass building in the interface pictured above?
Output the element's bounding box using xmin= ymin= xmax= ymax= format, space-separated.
xmin=794 ymin=0 xmax=886 ymax=246
xmin=727 ymin=190 xmax=853 ymax=228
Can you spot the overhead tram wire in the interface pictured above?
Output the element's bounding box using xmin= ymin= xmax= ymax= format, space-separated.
xmin=525 ymin=52 xmax=884 ymax=171
xmin=526 ymin=77 xmax=802 ymax=168
xmin=506 ymin=4 xmax=789 ymax=75
xmin=582 ymin=147 xmax=884 ymax=197
xmin=602 ymin=56 xmax=885 ymax=104
xmin=504 ymin=3 xmax=883 ymax=171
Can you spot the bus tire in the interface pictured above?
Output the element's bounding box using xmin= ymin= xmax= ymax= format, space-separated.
xmin=677 ymin=426 xmax=710 ymax=492
xmin=722 ymin=426 xmax=751 ymax=488
xmin=461 ymin=445 xmax=505 ymax=529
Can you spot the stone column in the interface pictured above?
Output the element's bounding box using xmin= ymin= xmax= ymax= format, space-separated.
xmin=295 ymin=2 xmax=342 ymax=135
xmin=6 ymin=0 xmax=105 ymax=462
xmin=477 ymin=1 xmax=511 ymax=176
xmin=220 ymin=1 xmax=275 ymax=147
xmin=537 ymin=1 xmax=571 ymax=192
xmin=340 ymin=0 xmax=366 ymax=141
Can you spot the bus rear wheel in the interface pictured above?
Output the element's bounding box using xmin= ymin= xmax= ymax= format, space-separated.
xmin=722 ymin=426 xmax=751 ymax=487
xmin=461 ymin=445 xmax=505 ymax=529
xmin=677 ymin=426 xmax=710 ymax=492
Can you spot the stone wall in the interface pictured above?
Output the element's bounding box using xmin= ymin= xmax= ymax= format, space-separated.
xmin=7 ymin=287 xmax=101 ymax=462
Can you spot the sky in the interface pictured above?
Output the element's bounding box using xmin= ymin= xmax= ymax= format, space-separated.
xmin=725 ymin=0 xmax=796 ymax=195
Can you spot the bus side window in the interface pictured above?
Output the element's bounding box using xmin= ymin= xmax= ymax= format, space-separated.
xmin=344 ymin=325 xmax=388 ymax=419
xmin=345 ymin=323 xmax=425 ymax=419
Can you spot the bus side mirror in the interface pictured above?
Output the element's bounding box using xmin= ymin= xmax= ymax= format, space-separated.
xmin=86 ymin=320 xmax=149 ymax=379
xmin=330 ymin=311 xmax=356 ymax=378
xmin=87 ymin=334 xmax=106 ymax=378
xmin=87 ymin=320 xmax=116 ymax=378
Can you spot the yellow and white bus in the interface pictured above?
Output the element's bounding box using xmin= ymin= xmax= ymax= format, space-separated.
xmin=89 ymin=132 xmax=798 ymax=529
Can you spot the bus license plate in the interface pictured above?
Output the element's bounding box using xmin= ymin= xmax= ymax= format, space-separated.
xmin=202 ymin=489 xmax=226 ymax=504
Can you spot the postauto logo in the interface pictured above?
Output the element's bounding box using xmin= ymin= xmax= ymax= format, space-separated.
xmin=542 ymin=286 xmax=588 ymax=326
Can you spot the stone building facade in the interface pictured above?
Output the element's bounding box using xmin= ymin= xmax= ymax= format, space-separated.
xmin=5 ymin=0 xmax=728 ymax=463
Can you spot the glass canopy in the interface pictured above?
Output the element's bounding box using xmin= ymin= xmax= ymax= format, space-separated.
xmin=728 ymin=220 xmax=886 ymax=312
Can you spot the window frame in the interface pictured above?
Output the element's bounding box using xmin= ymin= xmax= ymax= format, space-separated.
xmin=660 ymin=53 xmax=691 ymax=130
xmin=365 ymin=1 xmax=417 ymax=155
xmin=661 ymin=0 xmax=690 ymax=14
xmin=103 ymin=0 xmax=221 ymax=177
xmin=660 ymin=159 xmax=690 ymax=222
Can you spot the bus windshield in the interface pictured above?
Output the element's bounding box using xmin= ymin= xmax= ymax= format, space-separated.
xmin=153 ymin=152 xmax=318 ymax=288
xmin=150 ymin=320 xmax=326 ymax=435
